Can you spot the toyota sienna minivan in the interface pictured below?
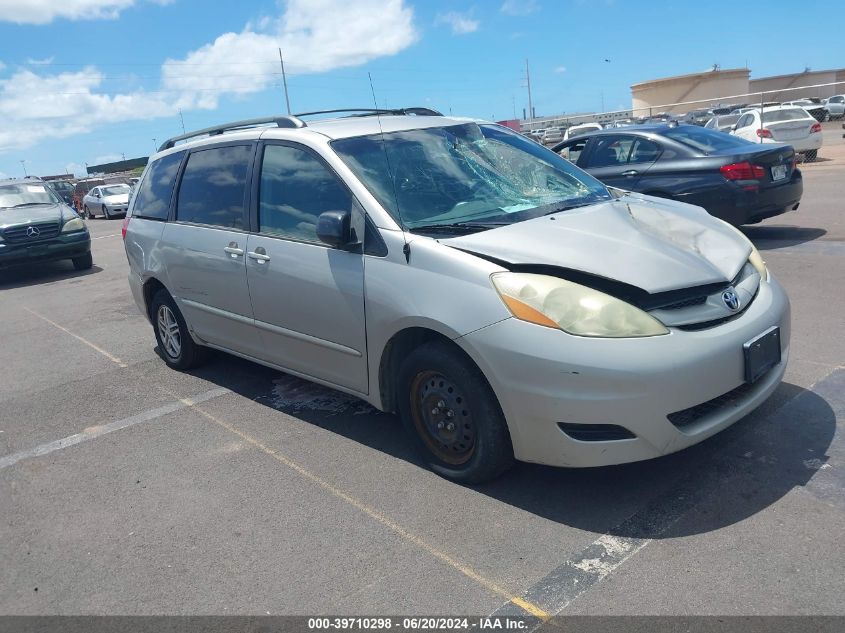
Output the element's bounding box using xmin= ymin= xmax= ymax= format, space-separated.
xmin=124 ymin=108 xmax=789 ymax=483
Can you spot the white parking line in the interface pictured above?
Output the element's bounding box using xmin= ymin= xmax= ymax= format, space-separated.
xmin=0 ymin=387 xmax=230 ymax=471
xmin=92 ymin=233 xmax=120 ymax=240
xmin=23 ymin=306 xmax=128 ymax=367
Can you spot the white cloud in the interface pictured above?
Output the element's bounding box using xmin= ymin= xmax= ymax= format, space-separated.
xmin=163 ymin=0 xmax=419 ymax=109
xmin=0 ymin=0 xmax=419 ymax=152
xmin=435 ymin=11 xmax=479 ymax=35
xmin=65 ymin=162 xmax=87 ymax=177
xmin=500 ymin=0 xmax=540 ymax=16
xmin=93 ymin=154 xmax=122 ymax=164
xmin=554 ymin=66 xmax=567 ymax=74
xmin=0 ymin=0 xmax=136 ymax=24
xmin=0 ymin=68 xmax=174 ymax=151
xmin=26 ymin=56 xmax=54 ymax=66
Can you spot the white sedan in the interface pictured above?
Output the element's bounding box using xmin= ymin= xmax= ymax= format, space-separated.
xmin=824 ymin=95 xmax=845 ymax=120
xmin=562 ymin=123 xmax=603 ymax=141
xmin=82 ymin=184 xmax=132 ymax=219
xmin=731 ymin=106 xmax=823 ymax=161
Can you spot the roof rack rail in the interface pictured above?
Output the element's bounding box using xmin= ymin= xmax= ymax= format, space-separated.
xmin=293 ymin=107 xmax=444 ymax=118
xmin=158 ymin=115 xmax=306 ymax=152
xmin=156 ymin=107 xmax=443 ymax=152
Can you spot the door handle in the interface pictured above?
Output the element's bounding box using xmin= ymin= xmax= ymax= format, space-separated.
xmin=621 ymin=170 xmax=639 ymax=177
xmin=248 ymin=247 xmax=270 ymax=263
xmin=224 ymin=242 xmax=244 ymax=257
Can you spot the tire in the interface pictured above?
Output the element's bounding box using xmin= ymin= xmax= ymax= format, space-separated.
xmin=805 ymin=150 xmax=818 ymax=162
xmin=103 ymin=204 xmax=111 ymax=219
xmin=150 ymin=289 xmax=207 ymax=370
xmin=84 ymin=205 xmax=93 ymax=219
xmin=72 ymin=251 xmax=93 ymax=270
xmin=397 ymin=342 xmax=514 ymax=483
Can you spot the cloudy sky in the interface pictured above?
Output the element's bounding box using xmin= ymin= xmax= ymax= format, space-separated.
xmin=0 ymin=0 xmax=840 ymax=178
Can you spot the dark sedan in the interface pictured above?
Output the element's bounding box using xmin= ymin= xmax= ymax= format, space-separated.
xmin=0 ymin=179 xmax=92 ymax=270
xmin=552 ymin=124 xmax=802 ymax=225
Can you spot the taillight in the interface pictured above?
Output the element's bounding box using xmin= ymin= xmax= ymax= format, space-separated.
xmin=121 ymin=216 xmax=130 ymax=239
xmin=720 ymin=161 xmax=765 ymax=181
xmin=756 ymin=128 xmax=773 ymax=138
xmin=810 ymin=122 xmax=822 ymax=133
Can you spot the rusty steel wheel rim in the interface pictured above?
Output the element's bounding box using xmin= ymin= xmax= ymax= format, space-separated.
xmin=409 ymin=370 xmax=476 ymax=465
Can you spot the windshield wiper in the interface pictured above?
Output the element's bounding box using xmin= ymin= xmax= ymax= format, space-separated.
xmin=409 ymin=221 xmax=509 ymax=233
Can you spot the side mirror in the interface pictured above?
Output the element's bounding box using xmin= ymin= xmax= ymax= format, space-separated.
xmin=94 ymin=192 xmax=101 ymax=198
xmin=730 ymin=124 xmax=737 ymax=132
xmin=316 ymin=210 xmax=357 ymax=249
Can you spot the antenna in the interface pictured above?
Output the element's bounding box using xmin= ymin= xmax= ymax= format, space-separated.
xmin=368 ymin=72 xmax=410 ymax=263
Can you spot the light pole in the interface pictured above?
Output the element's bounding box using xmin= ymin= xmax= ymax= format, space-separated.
xmin=20 ymin=160 xmax=27 ymax=177
xmin=152 ymin=138 xmax=157 ymax=152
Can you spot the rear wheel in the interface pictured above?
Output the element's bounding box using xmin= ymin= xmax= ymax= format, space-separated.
xmin=805 ymin=150 xmax=818 ymax=162
xmin=72 ymin=252 xmax=93 ymax=270
xmin=397 ymin=342 xmax=514 ymax=483
xmin=150 ymin=289 xmax=207 ymax=370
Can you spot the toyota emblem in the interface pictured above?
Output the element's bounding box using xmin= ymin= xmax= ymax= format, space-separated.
xmin=26 ymin=226 xmax=40 ymax=238
xmin=722 ymin=288 xmax=740 ymax=311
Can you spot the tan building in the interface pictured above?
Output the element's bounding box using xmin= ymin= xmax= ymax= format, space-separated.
xmin=631 ymin=68 xmax=750 ymax=116
xmin=750 ymin=68 xmax=845 ymax=101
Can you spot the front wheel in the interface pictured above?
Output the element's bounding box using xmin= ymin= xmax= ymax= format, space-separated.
xmin=397 ymin=342 xmax=514 ymax=483
xmin=150 ymin=289 xmax=207 ymax=370
xmin=103 ymin=204 xmax=111 ymax=219
xmin=72 ymin=252 xmax=93 ymax=270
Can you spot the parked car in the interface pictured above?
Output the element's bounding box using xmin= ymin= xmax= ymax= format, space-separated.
xmin=83 ymin=183 xmax=132 ymax=219
xmin=781 ymin=99 xmax=828 ymax=122
xmin=704 ymin=114 xmax=740 ymax=133
xmin=607 ymin=119 xmax=637 ymax=128
xmin=125 ymin=109 xmax=789 ymax=483
xmin=553 ymin=123 xmax=802 ymax=225
xmin=731 ymin=106 xmax=823 ymax=161
xmin=823 ymin=95 xmax=845 ymax=120
xmin=0 ymin=178 xmax=92 ymax=270
xmin=682 ymin=109 xmax=713 ymax=126
xmin=540 ymin=127 xmax=564 ymax=143
xmin=562 ymin=122 xmax=602 ymax=140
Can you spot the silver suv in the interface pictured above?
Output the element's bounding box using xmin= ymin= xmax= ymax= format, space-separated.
xmin=125 ymin=108 xmax=789 ymax=483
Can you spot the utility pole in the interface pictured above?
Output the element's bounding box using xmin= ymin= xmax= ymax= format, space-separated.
xmin=178 ymin=109 xmax=186 ymax=134
xmin=279 ymin=48 xmax=291 ymax=114
xmin=19 ymin=160 xmax=27 ymax=177
xmin=525 ymin=59 xmax=534 ymax=123
xmin=152 ymin=138 xmax=157 ymax=152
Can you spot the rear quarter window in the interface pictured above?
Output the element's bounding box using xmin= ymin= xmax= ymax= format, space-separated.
xmin=132 ymin=151 xmax=184 ymax=220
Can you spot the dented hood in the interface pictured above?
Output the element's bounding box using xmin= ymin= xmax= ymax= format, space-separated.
xmin=441 ymin=196 xmax=751 ymax=294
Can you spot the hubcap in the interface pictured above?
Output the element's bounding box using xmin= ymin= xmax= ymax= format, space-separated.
xmin=409 ymin=371 xmax=476 ymax=465
xmin=156 ymin=305 xmax=181 ymax=359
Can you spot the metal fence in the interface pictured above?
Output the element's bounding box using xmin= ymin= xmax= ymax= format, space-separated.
xmin=521 ymin=80 xmax=845 ymax=135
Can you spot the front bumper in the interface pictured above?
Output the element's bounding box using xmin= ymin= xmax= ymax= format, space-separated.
xmin=0 ymin=231 xmax=91 ymax=268
xmin=457 ymin=275 xmax=790 ymax=468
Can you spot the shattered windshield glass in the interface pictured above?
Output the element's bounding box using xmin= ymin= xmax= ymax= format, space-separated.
xmin=331 ymin=123 xmax=610 ymax=230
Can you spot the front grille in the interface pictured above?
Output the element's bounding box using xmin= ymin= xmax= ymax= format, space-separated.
xmin=667 ymin=382 xmax=756 ymax=429
xmin=2 ymin=222 xmax=61 ymax=243
xmin=662 ymin=296 xmax=707 ymax=310
xmin=558 ymin=423 xmax=636 ymax=442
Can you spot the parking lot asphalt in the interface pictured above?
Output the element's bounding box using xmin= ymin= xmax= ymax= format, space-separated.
xmin=2 ymin=122 xmax=844 ymax=616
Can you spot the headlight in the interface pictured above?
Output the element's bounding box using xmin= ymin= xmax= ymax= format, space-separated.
xmin=61 ymin=217 xmax=86 ymax=233
xmin=491 ymin=272 xmax=669 ymax=338
xmin=748 ymin=244 xmax=768 ymax=281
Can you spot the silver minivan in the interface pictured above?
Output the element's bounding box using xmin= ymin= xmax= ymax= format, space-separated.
xmin=124 ymin=109 xmax=789 ymax=483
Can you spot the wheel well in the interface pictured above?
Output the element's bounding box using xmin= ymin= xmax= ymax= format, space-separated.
xmin=142 ymin=277 xmax=168 ymax=321
xmin=379 ymin=327 xmax=464 ymax=414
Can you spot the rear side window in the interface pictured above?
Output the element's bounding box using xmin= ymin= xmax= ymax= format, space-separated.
xmin=133 ymin=151 xmax=184 ymax=220
xmin=662 ymin=126 xmax=754 ymax=153
xmin=258 ymin=144 xmax=352 ymax=243
xmin=176 ymin=145 xmax=252 ymax=229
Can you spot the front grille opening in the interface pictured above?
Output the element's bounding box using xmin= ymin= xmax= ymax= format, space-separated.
xmin=667 ymin=383 xmax=756 ymax=429
xmin=661 ymin=296 xmax=707 ymax=310
xmin=558 ymin=423 xmax=636 ymax=442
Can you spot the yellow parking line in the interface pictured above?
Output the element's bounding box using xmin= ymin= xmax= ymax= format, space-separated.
xmin=175 ymin=393 xmax=548 ymax=618
xmin=23 ymin=307 xmax=127 ymax=368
